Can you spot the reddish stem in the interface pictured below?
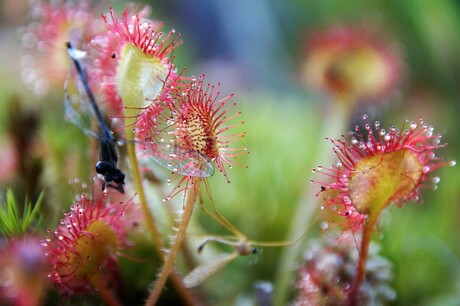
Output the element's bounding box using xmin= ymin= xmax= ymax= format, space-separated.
xmin=347 ymin=214 xmax=378 ymax=306
xmin=91 ymin=273 xmax=122 ymax=306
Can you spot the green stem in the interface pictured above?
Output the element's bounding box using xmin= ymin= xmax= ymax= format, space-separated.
xmin=126 ymin=131 xmax=197 ymax=306
xmin=126 ymin=135 xmax=163 ymax=250
xmin=146 ymin=178 xmax=200 ymax=306
xmin=348 ymin=213 xmax=378 ymax=306
xmin=273 ymin=103 xmax=351 ymax=306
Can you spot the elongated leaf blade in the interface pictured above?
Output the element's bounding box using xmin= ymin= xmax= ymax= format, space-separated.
xmin=183 ymin=253 xmax=238 ymax=288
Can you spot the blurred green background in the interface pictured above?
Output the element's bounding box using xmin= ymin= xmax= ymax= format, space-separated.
xmin=0 ymin=0 xmax=459 ymax=305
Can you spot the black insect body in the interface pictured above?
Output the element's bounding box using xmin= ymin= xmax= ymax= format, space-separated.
xmin=94 ymin=125 xmax=125 ymax=194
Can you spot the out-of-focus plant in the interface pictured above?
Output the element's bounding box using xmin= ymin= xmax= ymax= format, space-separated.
xmin=0 ymin=190 xmax=46 ymax=305
xmin=300 ymin=26 xmax=402 ymax=105
xmin=0 ymin=189 xmax=43 ymax=237
xmin=20 ymin=0 xmax=102 ymax=97
xmin=0 ymin=236 xmax=47 ymax=306
xmin=293 ymin=236 xmax=396 ymax=306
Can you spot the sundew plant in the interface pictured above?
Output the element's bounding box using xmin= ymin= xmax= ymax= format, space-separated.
xmin=0 ymin=1 xmax=459 ymax=305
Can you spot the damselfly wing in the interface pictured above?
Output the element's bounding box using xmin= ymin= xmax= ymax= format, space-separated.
xmin=138 ymin=141 xmax=215 ymax=178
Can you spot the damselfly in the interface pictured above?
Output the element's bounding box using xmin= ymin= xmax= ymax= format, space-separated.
xmin=65 ymin=42 xmax=214 ymax=193
xmin=66 ymin=42 xmax=126 ymax=193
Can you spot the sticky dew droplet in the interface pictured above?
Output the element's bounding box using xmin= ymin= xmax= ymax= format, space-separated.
xmin=320 ymin=222 xmax=329 ymax=230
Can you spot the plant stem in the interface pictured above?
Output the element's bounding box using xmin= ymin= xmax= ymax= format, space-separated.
xmin=273 ymin=104 xmax=351 ymax=306
xmin=126 ymin=131 xmax=198 ymax=306
xmin=347 ymin=214 xmax=378 ymax=306
xmin=91 ymin=273 xmax=122 ymax=306
xmin=146 ymin=178 xmax=200 ymax=306
xmin=126 ymin=136 xmax=163 ymax=250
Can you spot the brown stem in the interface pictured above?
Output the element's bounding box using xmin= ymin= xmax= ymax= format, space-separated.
xmin=348 ymin=214 xmax=378 ymax=306
xmin=146 ymin=178 xmax=200 ymax=306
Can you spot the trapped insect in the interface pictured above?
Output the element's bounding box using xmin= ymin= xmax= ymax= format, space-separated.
xmin=65 ymin=43 xmax=215 ymax=193
xmin=66 ymin=42 xmax=125 ymax=193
